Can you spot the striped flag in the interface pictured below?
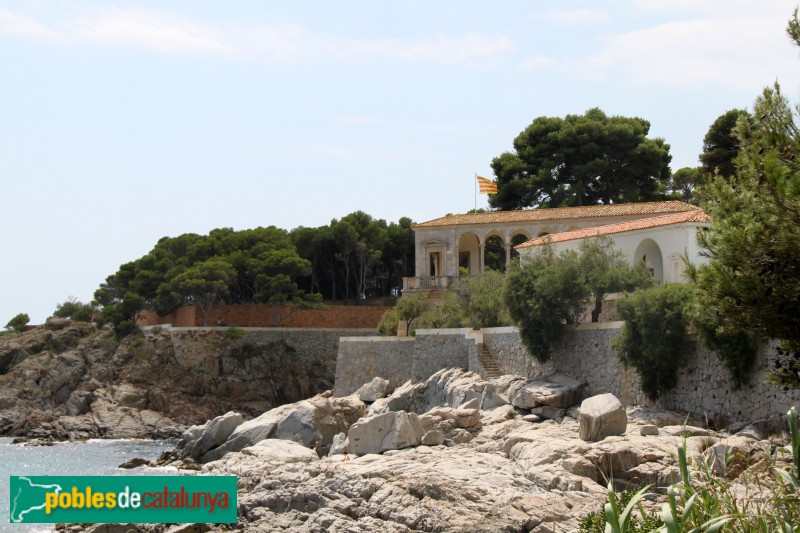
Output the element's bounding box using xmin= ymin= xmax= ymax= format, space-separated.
xmin=476 ymin=175 xmax=498 ymax=194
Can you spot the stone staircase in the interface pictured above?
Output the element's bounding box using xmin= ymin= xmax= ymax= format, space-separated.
xmin=477 ymin=344 xmax=502 ymax=379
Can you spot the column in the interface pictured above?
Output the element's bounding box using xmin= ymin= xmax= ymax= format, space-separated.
xmin=504 ymin=238 xmax=511 ymax=270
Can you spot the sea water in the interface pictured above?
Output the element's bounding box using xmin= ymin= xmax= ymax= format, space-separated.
xmin=0 ymin=437 xmax=179 ymax=532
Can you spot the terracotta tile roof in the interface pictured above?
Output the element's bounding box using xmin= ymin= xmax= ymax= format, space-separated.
xmin=515 ymin=209 xmax=711 ymax=249
xmin=414 ymin=201 xmax=699 ymax=228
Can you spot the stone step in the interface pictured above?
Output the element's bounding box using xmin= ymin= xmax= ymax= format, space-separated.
xmin=478 ymin=345 xmax=502 ymax=378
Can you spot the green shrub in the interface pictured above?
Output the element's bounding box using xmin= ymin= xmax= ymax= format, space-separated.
xmin=377 ymin=309 xmax=399 ymax=336
xmin=129 ymin=337 xmax=143 ymax=349
xmin=592 ymin=407 xmax=800 ymax=531
xmin=4 ymin=313 xmax=30 ymax=333
xmin=224 ymin=326 xmax=245 ymax=340
xmin=612 ymin=284 xmax=693 ymax=400
xmin=504 ymin=247 xmax=588 ymax=362
xmin=394 ymin=294 xmax=428 ymax=334
xmin=769 ymin=345 xmax=800 ymax=388
xmin=460 ymin=270 xmax=511 ymax=328
xmin=415 ymin=291 xmax=465 ymax=331
xmin=689 ymin=301 xmax=759 ymax=388
xmin=579 ymin=486 xmax=663 ymax=533
xmin=53 ymin=297 xmax=96 ymax=322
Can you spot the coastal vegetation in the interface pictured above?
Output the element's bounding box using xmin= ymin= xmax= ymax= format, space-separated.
xmin=93 ymin=211 xmax=415 ymax=336
xmin=4 ymin=313 xmax=29 ymax=333
xmin=488 ymin=108 xmax=673 ymax=210
xmin=581 ymin=407 xmax=800 ymax=532
xmin=504 ymin=236 xmax=652 ymax=362
xmin=377 ymin=271 xmax=513 ymax=336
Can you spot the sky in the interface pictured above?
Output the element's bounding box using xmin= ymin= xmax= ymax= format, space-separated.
xmin=1 ymin=1 xmax=799 ymax=325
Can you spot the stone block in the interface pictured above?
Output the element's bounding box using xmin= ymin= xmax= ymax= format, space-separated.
xmin=579 ymin=393 xmax=627 ymax=442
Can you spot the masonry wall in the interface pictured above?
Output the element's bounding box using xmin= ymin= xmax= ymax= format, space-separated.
xmin=411 ymin=328 xmax=475 ymax=381
xmin=484 ymin=324 xmax=800 ymax=422
xmin=137 ymin=303 xmax=390 ymax=329
xmin=334 ymin=337 xmax=416 ymax=396
xmin=334 ymin=324 xmax=800 ymax=423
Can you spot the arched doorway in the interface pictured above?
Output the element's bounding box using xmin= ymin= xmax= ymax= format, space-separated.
xmin=457 ymin=232 xmax=480 ymax=276
xmin=634 ymin=238 xmax=664 ymax=281
xmin=510 ymin=233 xmax=530 ymax=261
xmin=484 ymin=234 xmax=506 ymax=272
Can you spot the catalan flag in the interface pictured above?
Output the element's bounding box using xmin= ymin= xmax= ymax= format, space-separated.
xmin=476 ymin=175 xmax=498 ymax=194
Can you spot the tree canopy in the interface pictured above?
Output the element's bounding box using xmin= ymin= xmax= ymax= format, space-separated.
xmin=4 ymin=313 xmax=30 ymax=333
xmin=489 ymin=108 xmax=672 ymax=210
xmin=692 ymin=9 xmax=800 ymax=386
xmin=504 ymin=237 xmax=652 ymax=361
xmin=699 ymin=109 xmax=751 ymax=178
xmin=94 ymin=212 xmax=415 ymax=336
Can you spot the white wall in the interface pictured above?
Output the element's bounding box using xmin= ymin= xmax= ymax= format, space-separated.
xmin=520 ymin=223 xmax=709 ymax=284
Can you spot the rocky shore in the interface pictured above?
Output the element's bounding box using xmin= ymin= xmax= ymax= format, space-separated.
xmin=3 ymin=322 xmax=792 ymax=531
xmin=150 ymin=368 xmax=788 ymax=532
xmin=0 ymin=320 xmax=336 ymax=440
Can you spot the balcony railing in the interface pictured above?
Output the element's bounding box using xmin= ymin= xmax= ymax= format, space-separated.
xmin=402 ymin=274 xmax=505 ymax=292
xmin=404 ymin=276 xmax=485 ymax=291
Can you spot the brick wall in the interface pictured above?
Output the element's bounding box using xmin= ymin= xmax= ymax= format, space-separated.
xmin=137 ymin=303 xmax=391 ymax=329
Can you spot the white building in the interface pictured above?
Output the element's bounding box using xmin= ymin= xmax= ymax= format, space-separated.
xmin=514 ymin=209 xmax=711 ymax=284
xmin=403 ymin=201 xmax=706 ymax=294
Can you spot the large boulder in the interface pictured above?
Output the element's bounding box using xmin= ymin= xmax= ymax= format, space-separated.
xmin=347 ymin=411 xmax=424 ymax=455
xmin=357 ymin=377 xmax=393 ymax=402
xmin=510 ymin=373 xmax=584 ymax=409
xmin=579 ymin=393 xmax=627 ymax=442
xmin=241 ymin=439 xmax=319 ymax=463
xmin=200 ymin=395 xmax=366 ymax=463
xmin=480 ymin=375 xmax=525 ymax=409
xmin=368 ymin=369 xmax=487 ymax=416
xmin=180 ymin=411 xmax=244 ymax=460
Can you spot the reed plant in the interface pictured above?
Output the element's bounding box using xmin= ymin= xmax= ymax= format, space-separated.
xmin=581 ymin=407 xmax=800 ymax=532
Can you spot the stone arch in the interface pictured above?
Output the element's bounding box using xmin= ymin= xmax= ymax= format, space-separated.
xmin=537 ymin=228 xmax=556 ymax=237
xmin=634 ymin=238 xmax=664 ymax=281
xmin=484 ymin=233 xmax=506 ymax=272
xmin=510 ymin=232 xmax=530 ymax=260
xmin=457 ymin=232 xmax=481 ymax=276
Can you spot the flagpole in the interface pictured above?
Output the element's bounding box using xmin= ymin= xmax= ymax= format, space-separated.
xmin=474 ymin=173 xmax=477 ymax=211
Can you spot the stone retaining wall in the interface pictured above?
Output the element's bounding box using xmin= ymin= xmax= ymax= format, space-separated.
xmin=335 ymin=324 xmax=800 ymax=423
xmin=411 ymin=329 xmax=476 ymax=381
xmin=334 ymin=337 xmax=415 ymax=396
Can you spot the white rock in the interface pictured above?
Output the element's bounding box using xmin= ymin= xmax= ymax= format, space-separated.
xmin=579 ymin=393 xmax=627 ymax=442
xmin=181 ymin=411 xmax=243 ymax=460
xmin=662 ymin=425 xmax=713 ymax=437
xmin=640 ymin=425 xmax=659 ymax=436
xmin=421 ymin=430 xmax=445 ymax=446
xmin=328 ymin=432 xmax=349 ymax=456
xmin=459 ymin=398 xmax=479 ymax=410
xmin=510 ymin=373 xmax=584 ymax=409
xmin=347 ymin=411 xmax=424 ymax=455
xmin=242 ymin=439 xmax=319 ymax=463
xmin=449 ymin=428 xmax=473 ymax=444
xmin=358 ymin=377 xmax=393 ymax=402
